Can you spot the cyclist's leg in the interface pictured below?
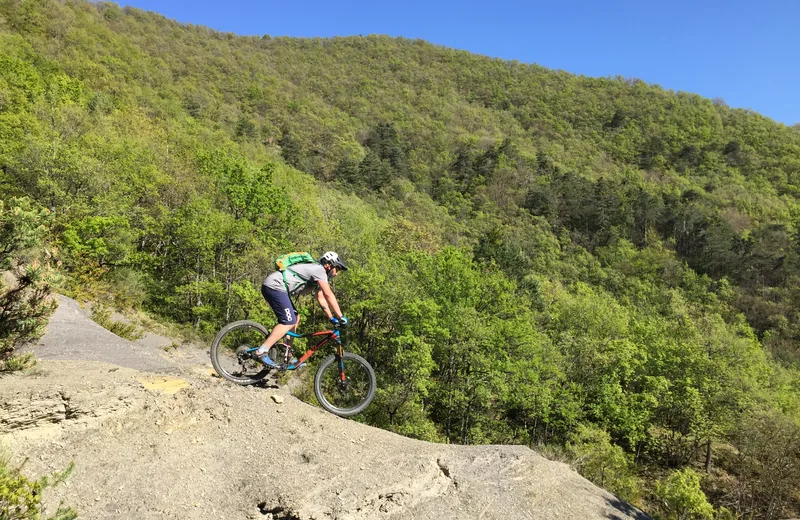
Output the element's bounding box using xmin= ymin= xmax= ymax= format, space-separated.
xmin=254 ymin=285 xmax=298 ymax=359
xmin=259 ymin=324 xmax=293 ymax=352
xmin=285 ymin=313 xmax=299 ymax=348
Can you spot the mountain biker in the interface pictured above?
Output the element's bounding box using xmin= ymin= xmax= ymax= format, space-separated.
xmin=251 ymin=251 xmax=349 ymax=367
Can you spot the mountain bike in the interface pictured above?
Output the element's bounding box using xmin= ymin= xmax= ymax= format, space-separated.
xmin=209 ymin=320 xmax=376 ymax=417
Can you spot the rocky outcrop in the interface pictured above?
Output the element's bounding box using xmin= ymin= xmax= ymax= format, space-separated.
xmin=0 ymin=296 xmax=651 ymax=520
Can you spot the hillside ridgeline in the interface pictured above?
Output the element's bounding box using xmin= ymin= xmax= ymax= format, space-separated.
xmin=1 ymin=1 xmax=800 ymax=517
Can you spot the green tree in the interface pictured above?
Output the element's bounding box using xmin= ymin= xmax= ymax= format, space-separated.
xmin=728 ymin=409 xmax=800 ymax=520
xmin=653 ymin=468 xmax=714 ymax=520
xmin=0 ymin=197 xmax=60 ymax=371
xmin=567 ymin=424 xmax=642 ymax=503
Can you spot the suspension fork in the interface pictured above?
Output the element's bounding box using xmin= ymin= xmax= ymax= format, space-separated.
xmin=335 ymin=330 xmax=346 ymax=382
xmin=337 ymin=345 xmax=347 ymax=381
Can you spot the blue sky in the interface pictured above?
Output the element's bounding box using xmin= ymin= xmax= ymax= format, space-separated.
xmin=119 ymin=0 xmax=799 ymax=125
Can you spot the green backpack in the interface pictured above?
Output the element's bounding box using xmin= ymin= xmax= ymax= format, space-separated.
xmin=274 ymin=251 xmax=317 ymax=292
xmin=275 ymin=251 xmax=316 ymax=271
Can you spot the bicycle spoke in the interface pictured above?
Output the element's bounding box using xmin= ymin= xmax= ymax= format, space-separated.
xmin=314 ymin=352 xmax=376 ymax=416
xmin=211 ymin=321 xmax=271 ymax=385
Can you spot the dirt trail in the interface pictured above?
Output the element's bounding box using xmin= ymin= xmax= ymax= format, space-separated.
xmin=1 ymin=296 xmax=650 ymax=519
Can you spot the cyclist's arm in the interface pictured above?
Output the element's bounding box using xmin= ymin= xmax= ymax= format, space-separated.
xmin=315 ymin=289 xmax=332 ymax=320
xmin=316 ymin=280 xmax=343 ymax=319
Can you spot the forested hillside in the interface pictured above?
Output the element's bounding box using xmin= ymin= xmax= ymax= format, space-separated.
xmin=2 ymin=1 xmax=800 ymax=518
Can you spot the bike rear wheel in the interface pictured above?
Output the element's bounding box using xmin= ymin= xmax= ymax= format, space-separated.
xmin=210 ymin=320 xmax=271 ymax=385
xmin=313 ymin=352 xmax=376 ymax=417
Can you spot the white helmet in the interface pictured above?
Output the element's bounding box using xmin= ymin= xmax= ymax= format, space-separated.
xmin=319 ymin=251 xmax=348 ymax=270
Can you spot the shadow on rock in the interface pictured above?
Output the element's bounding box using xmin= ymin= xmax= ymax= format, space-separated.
xmin=605 ymin=496 xmax=652 ymax=520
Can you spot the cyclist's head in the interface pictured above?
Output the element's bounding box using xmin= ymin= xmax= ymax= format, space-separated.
xmin=320 ymin=251 xmax=348 ymax=273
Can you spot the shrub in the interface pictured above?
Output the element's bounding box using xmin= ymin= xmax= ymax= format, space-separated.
xmin=89 ymin=305 xmax=144 ymax=341
xmin=0 ymin=452 xmax=77 ymax=520
xmin=0 ymin=198 xmax=60 ymax=372
xmin=653 ymin=468 xmax=714 ymax=520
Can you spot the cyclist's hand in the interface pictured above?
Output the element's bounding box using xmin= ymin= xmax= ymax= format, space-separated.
xmin=338 ymin=316 xmax=349 ymax=326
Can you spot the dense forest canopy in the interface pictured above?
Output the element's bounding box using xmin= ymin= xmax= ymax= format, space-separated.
xmin=2 ymin=1 xmax=800 ymax=518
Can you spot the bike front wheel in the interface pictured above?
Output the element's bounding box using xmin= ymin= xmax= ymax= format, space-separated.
xmin=210 ymin=320 xmax=271 ymax=385
xmin=314 ymin=352 xmax=376 ymax=417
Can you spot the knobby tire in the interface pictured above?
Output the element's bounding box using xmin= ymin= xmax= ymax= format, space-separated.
xmin=210 ymin=320 xmax=271 ymax=385
xmin=313 ymin=352 xmax=376 ymax=417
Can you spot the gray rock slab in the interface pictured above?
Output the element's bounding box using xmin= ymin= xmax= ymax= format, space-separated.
xmin=28 ymin=295 xmax=175 ymax=372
